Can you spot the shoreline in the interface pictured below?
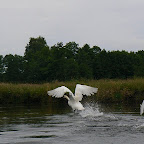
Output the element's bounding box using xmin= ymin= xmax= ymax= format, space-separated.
xmin=0 ymin=78 xmax=144 ymax=105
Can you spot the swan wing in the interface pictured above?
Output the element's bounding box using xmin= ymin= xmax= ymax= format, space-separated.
xmin=74 ymin=84 xmax=98 ymax=101
xmin=47 ymin=86 xmax=73 ymax=98
xmin=140 ymin=100 xmax=144 ymax=115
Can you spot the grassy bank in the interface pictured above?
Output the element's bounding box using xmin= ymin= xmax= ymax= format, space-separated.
xmin=0 ymin=78 xmax=144 ymax=105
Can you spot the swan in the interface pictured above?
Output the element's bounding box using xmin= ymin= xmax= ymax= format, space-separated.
xmin=47 ymin=84 xmax=98 ymax=111
xmin=140 ymin=100 xmax=144 ymax=115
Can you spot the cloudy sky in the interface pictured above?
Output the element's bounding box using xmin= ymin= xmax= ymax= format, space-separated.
xmin=0 ymin=0 xmax=144 ymax=56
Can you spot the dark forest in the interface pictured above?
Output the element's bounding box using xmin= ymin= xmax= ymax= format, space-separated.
xmin=0 ymin=36 xmax=144 ymax=83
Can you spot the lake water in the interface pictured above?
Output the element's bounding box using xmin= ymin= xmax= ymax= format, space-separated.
xmin=0 ymin=102 xmax=144 ymax=144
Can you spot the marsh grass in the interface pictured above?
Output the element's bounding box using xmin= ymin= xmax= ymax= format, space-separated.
xmin=0 ymin=78 xmax=144 ymax=105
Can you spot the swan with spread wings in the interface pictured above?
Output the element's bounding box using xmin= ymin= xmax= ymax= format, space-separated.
xmin=47 ymin=84 xmax=98 ymax=111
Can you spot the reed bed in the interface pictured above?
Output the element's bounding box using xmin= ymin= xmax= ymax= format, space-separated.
xmin=0 ymin=78 xmax=144 ymax=105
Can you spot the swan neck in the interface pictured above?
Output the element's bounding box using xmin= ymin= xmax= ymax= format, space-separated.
xmin=64 ymin=95 xmax=70 ymax=101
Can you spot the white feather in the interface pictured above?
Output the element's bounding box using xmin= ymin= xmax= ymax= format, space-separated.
xmin=47 ymin=86 xmax=73 ymax=98
xmin=74 ymin=84 xmax=98 ymax=101
xmin=140 ymin=100 xmax=144 ymax=115
xmin=47 ymin=84 xmax=98 ymax=111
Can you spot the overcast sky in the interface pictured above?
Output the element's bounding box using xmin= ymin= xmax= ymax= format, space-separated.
xmin=0 ymin=0 xmax=144 ymax=56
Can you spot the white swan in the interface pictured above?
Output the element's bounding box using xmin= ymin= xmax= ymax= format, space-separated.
xmin=140 ymin=100 xmax=144 ymax=115
xmin=47 ymin=84 xmax=98 ymax=111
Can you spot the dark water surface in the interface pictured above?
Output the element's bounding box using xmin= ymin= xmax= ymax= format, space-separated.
xmin=0 ymin=102 xmax=144 ymax=144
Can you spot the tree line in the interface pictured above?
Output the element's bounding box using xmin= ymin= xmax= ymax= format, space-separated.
xmin=0 ymin=36 xmax=144 ymax=82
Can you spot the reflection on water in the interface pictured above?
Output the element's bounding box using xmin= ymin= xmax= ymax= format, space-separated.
xmin=0 ymin=102 xmax=144 ymax=144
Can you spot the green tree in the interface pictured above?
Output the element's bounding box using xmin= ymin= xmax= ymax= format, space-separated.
xmin=49 ymin=42 xmax=79 ymax=81
xmin=108 ymin=51 xmax=134 ymax=79
xmin=0 ymin=55 xmax=4 ymax=81
xmin=25 ymin=36 xmax=47 ymax=60
xmin=64 ymin=42 xmax=79 ymax=59
xmin=35 ymin=46 xmax=51 ymax=81
xmin=24 ymin=36 xmax=50 ymax=82
xmin=92 ymin=45 xmax=101 ymax=55
xmin=3 ymin=54 xmax=24 ymax=82
xmin=134 ymin=50 xmax=144 ymax=77
xmin=49 ymin=42 xmax=65 ymax=81
xmin=77 ymin=44 xmax=94 ymax=79
xmin=93 ymin=49 xmax=110 ymax=79
xmin=93 ymin=50 xmax=134 ymax=79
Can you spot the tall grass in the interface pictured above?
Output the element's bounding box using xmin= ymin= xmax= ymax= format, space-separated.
xmin=0 ymin=78 xmax=144 ymax=105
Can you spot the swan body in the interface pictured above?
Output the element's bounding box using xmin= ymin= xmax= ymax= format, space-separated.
xmin=140 ymin=100 xmax=144 ymax=115
xmin=68 ymin=98 xmax=85 ymax=110
xmin=47 ymin=84 xmax=98 ymax=111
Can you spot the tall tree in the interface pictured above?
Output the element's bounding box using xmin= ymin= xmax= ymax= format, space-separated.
xmin=108 ymin=51 xmax=134 ymax=79
xmin=49 ymin=42 xmax=79 ymax=81
xmin=93 ymin=49 xmax=110 ymax=79
xmin=25 ymin=36 xmax=47 ymax=59
xmin=134 ymin=50 xmax=144 ymax=77
xmin=64 ymin=42 xmax=79 ymax=59
xmin=24 ymin=36 xmax=50 ymax=82
xmin=0 ymin=55 xmax=4 ymax=81
xmin=77 ymin=44 xmax=94 ymax=79
xmin=3 ymin=54 xmax=24 ymax=82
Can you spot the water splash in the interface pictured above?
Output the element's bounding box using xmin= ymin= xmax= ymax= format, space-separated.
xmin=79 ymin=103 xmax=103 ymax=118
xmin=135 ymin=123 xmax=144 ymax=129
